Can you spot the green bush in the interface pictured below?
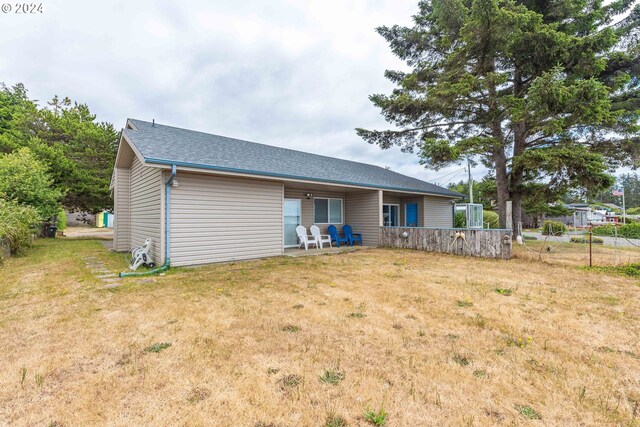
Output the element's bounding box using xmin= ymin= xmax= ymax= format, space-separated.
xmin=56 ymin=208 xmax=67 ymax=231
xmin=455 ymin=209 xmax=499 ymax=228
xmin=542 ymin=220 xmax=567 ymax=236
xmin=483 ymin=210 xmax=500 ymax=228
xmin=570 ymin=236 xmax=603 ymax=244
xmin=592 ymin=223 xmax=640 ymax=239
xmin=0 ymin=147 xmax=62 ymax=220
xmin=0 ymin=198 xmax=41 ymax=257
xmin=626 ymin=207 xmax=640 ymax=215
xmin=454 ymin=211 xmax=466 ymax=228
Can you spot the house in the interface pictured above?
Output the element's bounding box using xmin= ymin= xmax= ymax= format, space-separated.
xmin=110 ymin=119 xmax=463 ymax=267
xmin=545 ymin=203 xmax=591 ymax=228
xmin=95 ymin=211 xmax=114 ymax=228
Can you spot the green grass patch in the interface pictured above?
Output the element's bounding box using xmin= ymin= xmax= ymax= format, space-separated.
xmin=515 ymin=404 xmax=541 ymax=420
xmin=325 ymin=414 xmax=347 ymax=427
xmin=144 ymin=342 xmax=172 ymax=353
xmin=364 ymin=406 xmax=388 ymax=426
xmin=569 ymin=236 xmax=603 ymax=244
xmin=587 ymin=263 xmax=640 ymax=278
xmin=319 ymin=369 xmax=345 ymax=385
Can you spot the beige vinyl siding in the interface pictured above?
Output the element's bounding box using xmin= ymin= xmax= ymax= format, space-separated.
xmin=383 ymin=195 xmax=401 ymax=205
xmin=284 ymin=188 xmax=345 ymax=234
xmin=344 ymin=191 xmax=381 ymax=246
xmin=170 ymin=173 xmax=283 ymax=266
xmin=113 ymin=167 xmax=130 ymax=251
xmin=129 ymin=157 xmax=162 ymax=262
xmin=423 ymin=195 xmax=454 ymax=228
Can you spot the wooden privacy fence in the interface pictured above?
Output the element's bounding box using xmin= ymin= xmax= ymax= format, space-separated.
xmin=379 ymin=227 xmax=512 ymax=259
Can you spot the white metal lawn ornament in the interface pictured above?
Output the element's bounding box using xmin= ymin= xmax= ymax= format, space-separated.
xmin=129 ymin=238 xmax=155 ymax=270
xmin=449 ymin=231 xmax=468 ymax=251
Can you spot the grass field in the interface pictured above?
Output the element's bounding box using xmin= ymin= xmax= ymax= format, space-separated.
xmin=1 ymin=239 xmax=639 ymax=426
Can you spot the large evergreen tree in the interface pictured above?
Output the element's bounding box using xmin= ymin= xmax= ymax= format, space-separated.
xmin=357 ymin=0 xmax=640 ymax=230
xmin=0 ymin=83 xmax=119 ymax=214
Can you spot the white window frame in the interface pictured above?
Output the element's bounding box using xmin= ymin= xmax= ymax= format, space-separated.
xmin=383 ymin=203 xmax=400 ymax=227
xmin=313 ymin=197 xmax=344 ymax=224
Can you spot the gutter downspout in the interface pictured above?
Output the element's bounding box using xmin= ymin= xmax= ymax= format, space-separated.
xmin=119 ymin=164 xmax=176 ymax=277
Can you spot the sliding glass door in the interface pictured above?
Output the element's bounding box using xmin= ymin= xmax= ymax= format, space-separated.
xmin=284 ymin=199 xmax=302 ymax=247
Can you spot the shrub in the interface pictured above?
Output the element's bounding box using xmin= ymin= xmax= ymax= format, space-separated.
xmin=0 ymin=148 xmax=62 ymax=220
xmin=483 ymin=210 xmax=500 ymax=228
xmin=56 ymin=208 xmax=67 ymax=231
xmin=626 ymin=207 xmax=640 ymax=215
xmin=0 ymin=199 xmax=41 ymax=257
xmin=542 ymin=220 xmax=567 ymax=236
xmin=593 ymin=223 xmax=640 ymax=239
xmin=570 ymin=236 xmax=603 ymax=244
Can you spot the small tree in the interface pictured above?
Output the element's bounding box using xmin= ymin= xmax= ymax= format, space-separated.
xmin=0 ymin=147 xmax=62 ymax=220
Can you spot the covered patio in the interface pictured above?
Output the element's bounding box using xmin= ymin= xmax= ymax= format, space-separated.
xmin=282 ymin=181 xmax=456 ymax=252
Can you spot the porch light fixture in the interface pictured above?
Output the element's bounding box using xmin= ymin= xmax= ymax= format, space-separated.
xmin=305 ymin=193 xmax=313 ymax=199
xmin=402 ymin=231 xmax=409 ymax=238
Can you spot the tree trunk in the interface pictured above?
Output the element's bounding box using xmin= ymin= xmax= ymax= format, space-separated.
xmin=511 ymin=192 xmax=523 ymax=233
xmin=494 ymin=147 xmax=509 ymax=229
xmin=510 ymin=65 xmax=526 ymax=235
xmin=486 ymin=69 xmax=509 ymax=229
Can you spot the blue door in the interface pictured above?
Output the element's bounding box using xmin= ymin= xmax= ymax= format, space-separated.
xmin=405 ymin=203 xmax=418 ymax=227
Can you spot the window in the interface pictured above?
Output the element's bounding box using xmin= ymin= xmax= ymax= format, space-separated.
xmin=383 ymin=204 xmax=399 ymax=226
xmin=314 ymin=198 xmax=343 ymax=224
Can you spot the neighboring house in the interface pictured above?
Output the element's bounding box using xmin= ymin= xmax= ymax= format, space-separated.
xmin=96 ymin=211 xmax=114 ymax=228
xmin=110 ymin=119 xmax=463 ymax=267
xmin=602 ymin=203 xmax=622 ymax=212
xmin=545 ymin=203 xmax=591 ymax=228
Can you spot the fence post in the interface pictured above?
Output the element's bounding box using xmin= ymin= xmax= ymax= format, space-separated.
xmin=589 ymin=225 xmax=593 ymax=267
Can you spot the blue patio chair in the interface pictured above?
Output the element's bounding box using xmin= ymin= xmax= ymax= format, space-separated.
xmin=342 ymin=224 xmax=363 ymax=246
xmin=328 ymin=225 xmax=349 ymax=248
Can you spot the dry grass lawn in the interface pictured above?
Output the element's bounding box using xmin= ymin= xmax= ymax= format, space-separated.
xmin=1 ymin=239 xmax=640 ymax=426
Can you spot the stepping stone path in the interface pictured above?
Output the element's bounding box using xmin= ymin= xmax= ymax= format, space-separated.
xmin=82 ymin=256 xmax=122 ymax=288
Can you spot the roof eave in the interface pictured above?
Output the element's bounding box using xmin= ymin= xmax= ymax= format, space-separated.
xmin=143 ymin=157 xmax=463 ymax=198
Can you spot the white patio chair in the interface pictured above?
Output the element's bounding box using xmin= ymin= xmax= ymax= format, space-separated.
xmin=310 ymin=225 xmax=332 ymax=249
xmin=296 ymin=225 xmax=318 ymax=250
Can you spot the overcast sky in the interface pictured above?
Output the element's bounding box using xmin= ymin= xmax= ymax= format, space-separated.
xmin=0 ymin=0 xmax=480 ymax=186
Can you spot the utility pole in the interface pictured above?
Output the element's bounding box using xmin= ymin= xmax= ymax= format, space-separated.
xmin=622 ymin=186 xmax=626 ymax=224
xmin=467 ymin=158 xmax=474 ymax=204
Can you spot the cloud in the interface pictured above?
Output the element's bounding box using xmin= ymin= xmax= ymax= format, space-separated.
xmin=0 ymin=0 xmax=487 ymax=184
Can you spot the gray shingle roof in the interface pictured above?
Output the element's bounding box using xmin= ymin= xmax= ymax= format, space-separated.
xmin=124 ymin=119 xmax=463 ymax=198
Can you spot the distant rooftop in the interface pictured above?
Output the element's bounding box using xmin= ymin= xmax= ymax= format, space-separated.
xmin=123 ymin=119 xmax=463 ymax=197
